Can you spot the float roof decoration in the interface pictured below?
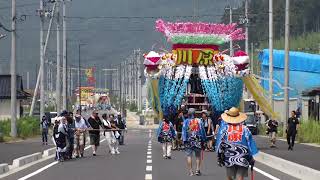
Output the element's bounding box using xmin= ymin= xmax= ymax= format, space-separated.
xmin=155 ymin=19 xmax=245 ymax=45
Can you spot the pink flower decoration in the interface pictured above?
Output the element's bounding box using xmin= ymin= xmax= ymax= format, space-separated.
xmin=155 ymin=19 xmax=246 ymax=41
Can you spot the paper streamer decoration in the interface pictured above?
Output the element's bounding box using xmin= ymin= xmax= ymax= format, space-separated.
xmin=155 ymin=19 xmax=245 ymax=44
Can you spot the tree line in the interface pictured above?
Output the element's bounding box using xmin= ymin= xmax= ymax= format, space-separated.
xmin=220 ymin=0 xmax=320 ymax=46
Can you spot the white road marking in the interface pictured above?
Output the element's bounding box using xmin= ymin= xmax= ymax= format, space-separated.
xmin=254 ymin=167 xmax=281 ymax=180
xmin=145 ymin=174 xmax=152 ymax=180
xmin=147 ymin=151 xmax=152 ymax=155
xmin=146 ymin=166 xmax=152 ymax=171
xmin=18 ymin=162 xmax=58 ymax=180
xmin=148 ymin=145 xmax=152 ymax=148
xmin=147 ymin=159 xmax=152 ymax=163
xmin=17 ymin=138 xmax=106 ymax=180
xmin=147 ymin=148 xmax=152 ymax=151
xmin=147 ymin=155 xmax=152 ymax=159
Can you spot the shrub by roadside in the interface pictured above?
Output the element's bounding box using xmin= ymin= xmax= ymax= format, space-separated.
xmin=297 ymin=120 xmax=320 ymax=144
xmin=0 ymin=116 xmax=40 ymax=142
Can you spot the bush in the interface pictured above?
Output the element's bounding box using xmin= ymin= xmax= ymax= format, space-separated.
xmin=17 ymin=117 xmax=40 ymax=139
xmin=297 ymin=120 xmax=320 ymax=144
xmin=0 ymin=116 xmax=40 ymax=140
xmin=128 ymin=102 xmax=138 ymax=112
xmin=0 ymin=119 xmax=11 ymax=137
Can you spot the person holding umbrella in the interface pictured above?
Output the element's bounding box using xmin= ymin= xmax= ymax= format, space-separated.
xmin=216 ymin=107 xmax=258 ymax=180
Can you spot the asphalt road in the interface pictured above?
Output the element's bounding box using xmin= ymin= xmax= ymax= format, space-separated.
xmin=0 ymin=137 xmax=54 ymax=164
xmin=255 ymin=136 xmax=320 ymax=171
xmin=1 ymin=129 xmax=298 ymax=180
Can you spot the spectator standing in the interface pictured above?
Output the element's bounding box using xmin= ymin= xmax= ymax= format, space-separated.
xmin=41 ymin=115 xmax=49 ymax=145
xmin=287 ymin=111 xmax=299 ymax=151
xmin=266 ymin=118 xmax=278 ymax=148
xmin=88 ymin=110 xmax=103 ymax=156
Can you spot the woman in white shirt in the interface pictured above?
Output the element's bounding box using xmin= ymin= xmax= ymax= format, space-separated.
xmin=102 ymin=114 xmax=120 ymax=155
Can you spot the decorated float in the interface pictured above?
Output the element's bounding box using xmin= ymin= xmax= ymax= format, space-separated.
xmin=144 ymin=19 xmax=277 ymax=119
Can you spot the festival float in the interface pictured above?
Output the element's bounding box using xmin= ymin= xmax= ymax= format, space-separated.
xmin=144 ymin=19 xmax=278 ymax=119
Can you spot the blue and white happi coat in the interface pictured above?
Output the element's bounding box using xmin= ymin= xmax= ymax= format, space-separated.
xmin=157 ymin=121 xmax=176 ymax=143
xmin=216 ymin=121 xmax=259 ymax=168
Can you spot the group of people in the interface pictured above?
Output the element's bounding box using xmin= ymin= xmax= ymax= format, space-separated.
xmin=164 ymin=109 xmax=221 ymax=153
xmin=48 ymin=109 xmax=126 ymax=162
xmin=157 ymin=107 xmax=258 ymax=179
xmin=265 ymin=110 xmax=300 ymax=150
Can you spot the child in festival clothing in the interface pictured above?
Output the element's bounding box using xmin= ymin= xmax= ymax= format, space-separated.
xmin=216 ymin=107 xmax=258 ymax=180
xmin=157 ymin=115 xmax=176 ymax=159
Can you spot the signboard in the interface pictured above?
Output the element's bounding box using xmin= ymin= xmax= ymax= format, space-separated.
xmin=79 ymin=87 xmax=94 ymax=105
xmin=172 ymin=44 xmax=219 ymax=65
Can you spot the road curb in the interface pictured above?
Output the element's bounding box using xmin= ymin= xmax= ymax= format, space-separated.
xmin=12 ymin=152 xmax=42 ymax=169
xmin=0 ymin=164 xmax=9 ymax=174
xmin=43 ymin=148 xmax=56 ymax=157
xmin=255 ymin=151 xmax=320 ymax=180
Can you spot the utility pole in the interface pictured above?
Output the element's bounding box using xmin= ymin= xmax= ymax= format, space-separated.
xmin=245 ymin=0 xmax=249 ymax=54
xmin=251 ymin=42 xmax=254 ymax=73
xmin=284 ymin=0 xmax=290 ymax=137
xmin=78 ymin=44 xmax=81 ymax=114
xmin=119 ymin=63 xmax=122 ymax=114
xmin=30 ymin=2 xmax=56 ymax=116
xmin=10 ymin=0 xmax=17 ymax=137
xmin=40 ymin=0 xmax=45 ymax=122
xmin=56 ymin=1 xmax=61 ymax=114
xmin=226 ymin=6 xmax=236 ymax=56
xmin=27 ymin=72 xmax=30 ymax=89
xmin=269 ymin=0 xmax=274 ymax=111
xmin=62 ymin=0 xmax=67 ymax=110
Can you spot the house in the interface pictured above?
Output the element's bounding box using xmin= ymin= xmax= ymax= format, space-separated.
xmin=0 ymin=75 xmax=30 ymax=120
xmin=302 ymin=87 xmax=320 ymax=121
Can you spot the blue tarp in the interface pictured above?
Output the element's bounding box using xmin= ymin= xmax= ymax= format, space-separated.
xmin=258 ymin=49 xmax=320 ymax=98
xmin=259 ymin=49 xmax=320 ymax=73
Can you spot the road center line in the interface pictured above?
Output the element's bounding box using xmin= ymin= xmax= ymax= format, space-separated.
xmin=147 ymin=151 xmax=152 ymax=155
xmin=146 ymin=165 xmax=152 ymax=171
xmin=254 ymin=167 xmax=281 ymax=180
xmin=145 ymin=174 xmax=152 ymax=180
xmin=147 ymin=155 xmax=152 ymax=159
xmin=147 ymin=159 xmax=152 ymax=163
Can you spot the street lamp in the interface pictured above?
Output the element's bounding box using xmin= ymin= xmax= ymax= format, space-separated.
xmin=78 ymin=43 xmax=86 ymax=115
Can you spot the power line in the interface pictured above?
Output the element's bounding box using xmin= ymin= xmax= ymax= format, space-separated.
xmin=0 ymin=3 xmax=38 ymax=10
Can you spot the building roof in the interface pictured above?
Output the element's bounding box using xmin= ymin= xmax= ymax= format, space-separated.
xmin=302 ymin=87 xmax=320 ymax=96
xmin=0 ymin=75 xmax=31 ymax=99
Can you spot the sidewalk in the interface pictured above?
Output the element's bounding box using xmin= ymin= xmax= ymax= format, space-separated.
xmin=0 ymin=137 xmax=54 ymax=164
xmin=126 ymin=111 xmax=158 ymax=129
xmin=255 ymin=135 xmax=320 ymax=171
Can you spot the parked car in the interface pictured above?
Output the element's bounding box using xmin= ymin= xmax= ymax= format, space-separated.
xmin=244 ymin=112 xmax=259 ymax=135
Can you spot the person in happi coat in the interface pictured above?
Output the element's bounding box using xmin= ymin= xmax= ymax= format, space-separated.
xmin=216 ymin=107 xmax=258 ymax=180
